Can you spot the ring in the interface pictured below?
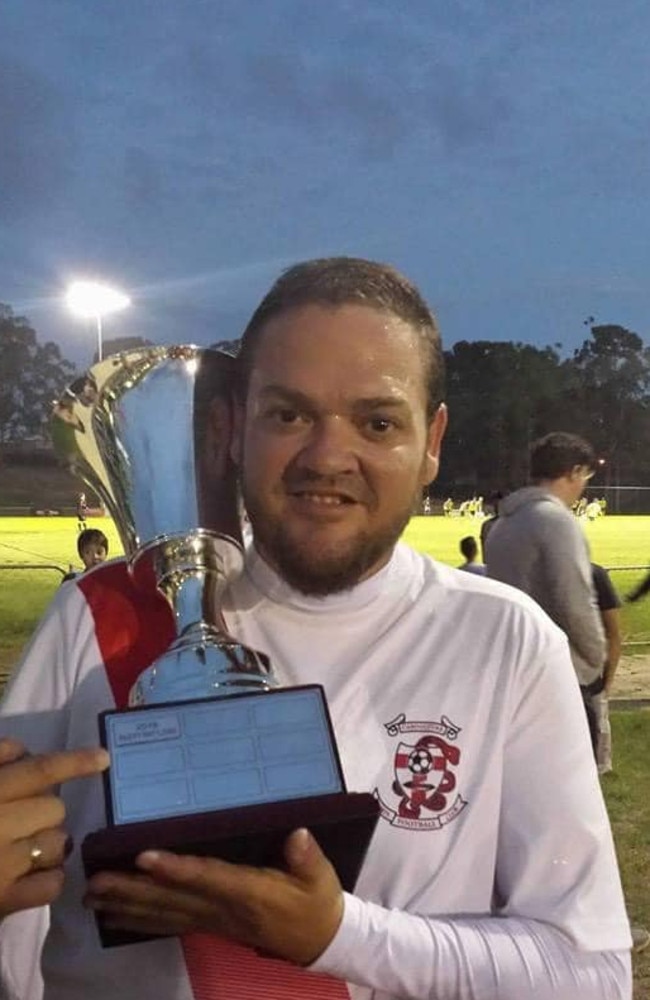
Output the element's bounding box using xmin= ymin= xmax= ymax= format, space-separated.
xmin=29 ymin=844 xmax=44 ymax=871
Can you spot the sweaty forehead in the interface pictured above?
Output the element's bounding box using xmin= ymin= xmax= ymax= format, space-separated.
xmin=248 ymin=303 xmax=425 ymax=399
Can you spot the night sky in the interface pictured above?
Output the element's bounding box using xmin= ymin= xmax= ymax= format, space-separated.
xmin=2 ymin=0 xmax=649 ymax=369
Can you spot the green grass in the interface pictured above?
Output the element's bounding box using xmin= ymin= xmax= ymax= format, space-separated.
xmin=0 ymin=517 xmax=122 ymax=665
xmin=1 ymin=514 xmax=649 ymax=670
xmin=403 ymin=514 xmax=650 ymax=648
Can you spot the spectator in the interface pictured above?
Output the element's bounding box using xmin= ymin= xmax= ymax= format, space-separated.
xmin=457 ymin=536 xmax=486 ymax=575
xmin=61 ymin=529 xmax=109 ymax=583
xmin=485 ymin=432 xmax=605 ymax=696
xmin=590 ymin=563 xmax=622 ymax=774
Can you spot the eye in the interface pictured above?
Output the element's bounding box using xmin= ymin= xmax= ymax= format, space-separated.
xmin=366 ymin=416 xmax=397 ymax=435
xmin=264 ymin=406 xmax=309 ymax=428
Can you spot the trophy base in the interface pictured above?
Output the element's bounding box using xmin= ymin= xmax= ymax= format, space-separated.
xmin=82 ymin=790 xmax=379 ymax=948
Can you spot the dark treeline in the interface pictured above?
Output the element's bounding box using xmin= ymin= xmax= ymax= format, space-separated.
xmin=437 ymin=324 xmax=650 ymax=495
xmin=1 ymin=304 xmax=650 ymax=492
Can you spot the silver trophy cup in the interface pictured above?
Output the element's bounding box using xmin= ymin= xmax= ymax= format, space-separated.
xmin=52 ymin=345 xmax=378 ymax=948
xmin=52 ymin=345 xmax=273 ymax=703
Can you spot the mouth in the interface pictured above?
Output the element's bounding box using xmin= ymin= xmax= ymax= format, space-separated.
xmin=290 ymin=491 xmax=357 ymax=507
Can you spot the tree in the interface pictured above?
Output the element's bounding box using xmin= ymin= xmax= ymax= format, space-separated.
xmin=0 ymin=305 xmax=76 ymax=445
xmin=439 ymin=340 xmax=566 ymax=494
xmin=563 ymin=324 xmax=650 ymax=486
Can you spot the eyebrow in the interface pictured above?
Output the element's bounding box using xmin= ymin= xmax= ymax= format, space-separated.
xmin=257 ymin=385 xmax=410 ymax=413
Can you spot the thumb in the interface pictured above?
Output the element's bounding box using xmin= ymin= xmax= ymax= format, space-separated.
xmin=283 ymin=828 xmax=327 ymax=883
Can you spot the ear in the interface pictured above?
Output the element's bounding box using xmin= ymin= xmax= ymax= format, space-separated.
xmin=230 ymin=397 xmax=244 ymax=467
xmin=420 ymin=404 xmax=448 ymax=486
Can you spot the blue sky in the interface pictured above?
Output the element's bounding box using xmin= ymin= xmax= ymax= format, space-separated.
xmin=1 ymin=0 xmax=649 ymax=368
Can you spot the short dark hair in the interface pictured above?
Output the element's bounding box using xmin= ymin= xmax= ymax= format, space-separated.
xmin=460 ymin=536 xmax=478 ymax=561
xmin=77 ymin=528 xmax=109 ymax=559
xmin=530 ymin=432 xmax=595 ymax=482
xmin=237 ymin=256 xmax=445 ymax=420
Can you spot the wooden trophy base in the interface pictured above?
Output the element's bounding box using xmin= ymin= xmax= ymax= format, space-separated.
xmin=82 ymin=790 xmax=379 ymax=947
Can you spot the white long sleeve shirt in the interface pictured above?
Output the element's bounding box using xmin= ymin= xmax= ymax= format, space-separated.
xmin=0 ymin=543 xmax=631 ymax=999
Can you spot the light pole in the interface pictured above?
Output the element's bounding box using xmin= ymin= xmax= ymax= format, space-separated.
xmin=65 ymin=280 xmax=131 ymax=362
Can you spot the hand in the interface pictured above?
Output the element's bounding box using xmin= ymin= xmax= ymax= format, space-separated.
xmin=0 ymin=738 xmax=109 ymax=918
xmin=84 ymin=828 xmax=344 ymax=965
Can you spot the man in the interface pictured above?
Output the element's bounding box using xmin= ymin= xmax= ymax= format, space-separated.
xmin=0 ymin=260 xmax=631 ymax=999
xmin=485 ymin=432 xmax=605 ymax=694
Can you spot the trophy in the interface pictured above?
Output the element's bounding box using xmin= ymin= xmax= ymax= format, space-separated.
xmin=52 ymin=346 xmax=379 ymax=946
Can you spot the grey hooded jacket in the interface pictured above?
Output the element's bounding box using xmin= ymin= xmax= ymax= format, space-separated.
xmin=485 ymin=486 xmax=605 ymax=688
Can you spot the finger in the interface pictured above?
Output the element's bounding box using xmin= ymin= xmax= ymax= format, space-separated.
xmin=85 ymin=891 xmax=197 ymax=934
xmin=86 ymin=870 xmax=206 ymax=915
xmin=0 ymin=738 xmax=26 ymax=766
xmin=0 ymin=795 xmax=66 ymax=843
xmin=14 ymin=827 xmax=72 ymax=878
xmin=0 ymin=869 xmax=65 ymax=918
xmin=135 ymin=850 xmax=255 ymax=896
xmin=0 ymin=748 xmax=109 ymax=804
xmin=283 ymin=828 xmax=325 ymax=883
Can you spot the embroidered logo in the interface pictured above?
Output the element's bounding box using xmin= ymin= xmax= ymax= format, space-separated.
xmin=374 ymin=713 xmax=468 ymax=830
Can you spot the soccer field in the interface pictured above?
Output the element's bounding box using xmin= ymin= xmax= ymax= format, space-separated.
xmin=1 ymin=515 xmax=650 ymax=670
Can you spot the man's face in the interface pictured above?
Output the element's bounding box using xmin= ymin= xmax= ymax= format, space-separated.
xmin=234 ymin=303 xmax=447 ymax=595
xmin=81 ymin=543 xmax=107 ymax=570
xmin=566 ymin=465 xmax=595 ymax=507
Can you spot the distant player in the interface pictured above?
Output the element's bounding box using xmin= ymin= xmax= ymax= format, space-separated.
xmin=586 ymin=500 xmax=602 ymax=521
xmin=76 ymin=492 xmax=88 ymax=532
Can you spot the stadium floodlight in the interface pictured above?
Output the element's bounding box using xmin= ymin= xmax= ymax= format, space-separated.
xmin=65 ymin=280 xmax=131 ymax=362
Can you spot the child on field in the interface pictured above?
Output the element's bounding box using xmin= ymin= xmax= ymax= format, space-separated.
xmin=61 ymin=529 xmax=109 ymax=583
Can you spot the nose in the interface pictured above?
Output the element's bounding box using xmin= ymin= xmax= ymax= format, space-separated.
xmin=295 ymin=415 xmax=359 ymax=476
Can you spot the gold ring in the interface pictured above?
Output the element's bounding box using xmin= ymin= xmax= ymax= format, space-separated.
xmin=29 ymin=844 xmax=44 ymax=870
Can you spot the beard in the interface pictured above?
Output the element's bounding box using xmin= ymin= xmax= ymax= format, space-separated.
xmin=241 ymin=479 xmax=419 ymax=597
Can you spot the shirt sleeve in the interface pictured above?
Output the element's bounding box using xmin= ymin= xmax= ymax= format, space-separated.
xmin=311 ymin=631 xmax=632 ymax=999
xmin=313 ymin=898 xmax=630 ymax=999
xmin=537 ymin=515 xmax=606 ymax=683
xmin=591 ymin=565 xmax=622 ymax=612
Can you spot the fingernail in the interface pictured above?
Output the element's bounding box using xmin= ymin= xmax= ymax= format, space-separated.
xmin=136 ymin=850 xmax=161 ymax=869
xmin=292 ymin=827 xmax=310 ymax=857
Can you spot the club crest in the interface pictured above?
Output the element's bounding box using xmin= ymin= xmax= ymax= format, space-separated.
xmin=375 ymin=713 xmax=468 ymax=830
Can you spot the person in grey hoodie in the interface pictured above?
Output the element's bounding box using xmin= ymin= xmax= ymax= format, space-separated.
xmin=486 ymin=432 xmax=650 ymax=955
xmin=485 ymin=432 xmax=605 ymax=697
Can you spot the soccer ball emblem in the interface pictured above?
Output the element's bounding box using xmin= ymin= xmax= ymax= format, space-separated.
xmin=408 ymin=747 xmax=433 ymax=774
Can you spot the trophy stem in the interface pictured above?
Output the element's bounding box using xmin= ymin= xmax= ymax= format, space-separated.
xmin=163 ymin=571 xmax=228 ymax=640
xmin=128 ymin=533 xmax=276 ymax=706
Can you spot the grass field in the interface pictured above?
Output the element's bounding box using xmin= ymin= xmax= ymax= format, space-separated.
xmin=403 ymin=513 xmax=650 ymax=649
xmin=0 ymin=513 xmax=649 ymax=992
xmin=1 ymin=514 xmax=650 ymax=671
